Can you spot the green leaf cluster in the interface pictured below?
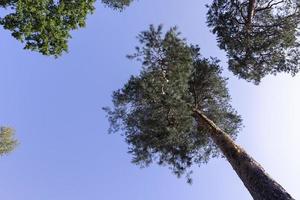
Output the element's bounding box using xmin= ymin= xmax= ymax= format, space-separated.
xmin=104 ymin=26 xmax=242 ymax=181
xmin=0 ymin=0 xmax=95 ymax=56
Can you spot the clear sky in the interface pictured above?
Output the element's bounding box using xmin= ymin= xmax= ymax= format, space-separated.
xmin=0 ymin=0 xmax=299 ymax=199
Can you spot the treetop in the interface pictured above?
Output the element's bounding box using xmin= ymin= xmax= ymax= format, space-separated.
xmin=104 ymin=25 xmax=242 ymax=182
xmin=207 ymin=0 xmax=300 ymax=84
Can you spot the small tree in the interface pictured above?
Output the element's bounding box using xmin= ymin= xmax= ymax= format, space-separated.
xmin=104 ymin=26 xmax=294 ymax=199
xmin=0 ymin=127 xmax=17 ymax=155
xmin=207 ymin=0 xmax=300 ymax=84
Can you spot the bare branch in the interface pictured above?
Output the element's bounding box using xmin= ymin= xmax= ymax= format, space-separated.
xmin=256 ymin=0 xmax=284 ymax=12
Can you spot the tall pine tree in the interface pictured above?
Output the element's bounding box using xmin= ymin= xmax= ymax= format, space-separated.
xmin=207 ymin=0 xmax=300 ymax=84
xmin=105 ymin=25 xmax=294 ymax=200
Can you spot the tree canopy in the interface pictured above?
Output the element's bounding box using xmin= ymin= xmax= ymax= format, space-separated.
xmin=207 ymin=0 xmax=300 ymax=84
xmin=0 ymin=0 xmax=95 ymax=56
xmin=104 ymin=25 xmax=242 ymax=181
xmin=0 ymin=0 xmax=137 ymax=56
xmin=0 ymin=127 xmax=17 ymax=156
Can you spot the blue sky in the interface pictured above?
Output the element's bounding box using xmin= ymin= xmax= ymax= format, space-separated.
xmin=0 ymin=0 xmax=299 ymax=199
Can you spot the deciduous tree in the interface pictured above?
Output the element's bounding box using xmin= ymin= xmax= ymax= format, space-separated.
xmin=0 ymin=0 xmax=143 ymax=56
xmin=0 ymin=0 xmax=142 ymax=56
xmin=0 ymin=0 xmax=137 ymax=56
xmin=0 ymin=0 xmax=96 ymax=56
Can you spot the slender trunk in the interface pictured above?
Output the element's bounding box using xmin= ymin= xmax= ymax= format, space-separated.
xmin=194 ymin=109 xmax=294 ymax=200
xmin=246 ymin=0 xmax=256 ymax=30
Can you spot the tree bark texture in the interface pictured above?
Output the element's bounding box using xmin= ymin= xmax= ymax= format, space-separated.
xmin=194 ymin=109 xmax=294 ymax=200
xmin=246 ymin=0 xmax=256 ymax=29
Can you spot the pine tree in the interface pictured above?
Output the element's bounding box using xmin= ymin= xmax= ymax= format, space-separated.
xmin=207 ymin=0 xmax=300 ymax=84
xmin=0 ymin=127 xmax=17 ymax=155
xmin=104 ymin=26 xmax=294 ymax=200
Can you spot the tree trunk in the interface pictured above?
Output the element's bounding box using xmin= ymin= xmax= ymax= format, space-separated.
xmin=194 ymin=109 xmax=294 ymax=200
xmin=246 ymin=0 xmax=256 ymax=30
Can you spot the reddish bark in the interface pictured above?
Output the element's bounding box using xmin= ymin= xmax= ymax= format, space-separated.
xmin=194 ymin=109 xmax=294 ymax=200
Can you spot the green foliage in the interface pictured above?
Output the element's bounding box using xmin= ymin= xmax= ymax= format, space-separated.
xmin=104 ymin=25 xmax=242 ymax=182
xmin=0 ymin=127 xmax=17 ymax=156
xmin=0 ymin=0 xmax=17 ymax=8
xmin=0 ymin=0 xmax=95 ymax=56
xmin=101 ymin=0 xmax=134 ymax=10
xmin=0 ymin=0 xmax=141 ymax=57
xmin=0 ymin=0 xmax=140 ymax=56
xmin=207 ymin=0 xmax=300 ymax=84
